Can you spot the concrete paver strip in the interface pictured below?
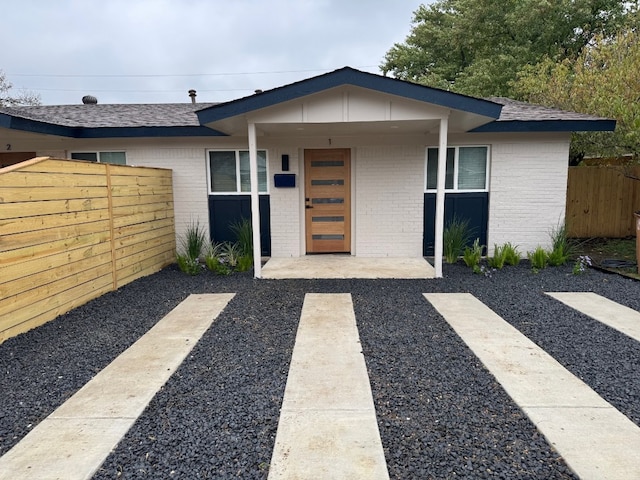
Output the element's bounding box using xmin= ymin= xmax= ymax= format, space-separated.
xmin=547 ymin=292 xmax=640 ymax=343
xmin=0 ymin=293 xmax=234 ymax=480
xmin=424 ymin=292 xmax=640 ymax=480
xmin=268 ymin=293 xmax=390 ymax=479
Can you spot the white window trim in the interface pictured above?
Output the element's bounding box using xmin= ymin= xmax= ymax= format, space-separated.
xmin=69 ymin=151 xmax=127 ymax=164
xmin=206 ymin=149 xmax=269 ymax=195
xmin=425 ymin=145 xmax=490 ymax=193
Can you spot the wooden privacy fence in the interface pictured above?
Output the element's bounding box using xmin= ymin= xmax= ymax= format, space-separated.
xmin=566 ymin=165 xmax=640 ymax=238
xmin=0 ymin=157 xmax=176 ymax=343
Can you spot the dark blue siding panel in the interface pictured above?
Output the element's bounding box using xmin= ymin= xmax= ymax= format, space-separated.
xmin=207 ymin=195 xmax=271 ymax=256
xmin=423 ymin=193 xmax=489 ymax=256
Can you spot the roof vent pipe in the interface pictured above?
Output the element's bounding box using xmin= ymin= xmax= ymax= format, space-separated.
xmin=82 ymin=95 xmax=98 ymax=104
xmin=188 ymin=89 xmax=196 ymax=104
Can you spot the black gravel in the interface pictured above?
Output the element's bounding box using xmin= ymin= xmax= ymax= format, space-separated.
xmin=1 ymin=262 xmax=638 ymax=479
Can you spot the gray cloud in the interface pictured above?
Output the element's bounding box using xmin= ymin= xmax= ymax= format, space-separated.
xmin=2 ymin=0 xmax=425 ymax=104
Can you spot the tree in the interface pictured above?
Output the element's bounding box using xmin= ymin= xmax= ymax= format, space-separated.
xmin=0 ymin=70 xmax=41 ymax=107
xmin=515 ymin=20 xmax=640 ymax=162
xmin=381 ymin=0 xmax=627 ymax=97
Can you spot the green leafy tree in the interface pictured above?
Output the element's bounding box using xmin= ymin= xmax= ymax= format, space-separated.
xmin=0 ymin=70 xmax=41 ymax=107
xmin=515 ymin=20 xmax=640 ymax=161
xmin=381 ymin=0 xmax=627 ymax=97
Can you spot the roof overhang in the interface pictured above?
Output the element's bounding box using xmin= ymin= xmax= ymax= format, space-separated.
xmin=471 ymin=119 xmax=617 ymax=133
xmin=196 ymin=67 xmax=503 ymax=137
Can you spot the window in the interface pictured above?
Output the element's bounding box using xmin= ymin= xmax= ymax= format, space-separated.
xmin=208 ymin=150 xmax=268 ymax=193
xmin=71 ymin=151 xmax=126 ymax=165
xmin=426 ymin=146 xmax=488 ymax=191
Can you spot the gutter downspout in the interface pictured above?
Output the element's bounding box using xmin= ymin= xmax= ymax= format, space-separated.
xmin=248 ymin=122 xmax=262 ymax=278
xmin=434 ymin=114 xmax=449 ymax=278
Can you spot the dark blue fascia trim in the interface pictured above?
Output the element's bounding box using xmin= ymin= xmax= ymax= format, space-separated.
xmin=0 ymin=113 xmax=76 ymax=137
xmin=197 ymin=67 xmax=503 ymax=124
xmin=470 ymin=119 xmax=617 ymax=133
xmin=0 ymin=113 xmax=227 ymax=138
xmin=77 ymin=126 xmax=227 ymax=138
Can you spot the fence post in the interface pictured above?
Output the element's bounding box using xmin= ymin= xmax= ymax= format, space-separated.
xmin=105 ymin=163 xmax=117 ymax=290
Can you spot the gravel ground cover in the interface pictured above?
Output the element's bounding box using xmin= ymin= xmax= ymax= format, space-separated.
xmin=0 ymin=262 xmax=638 ymax=479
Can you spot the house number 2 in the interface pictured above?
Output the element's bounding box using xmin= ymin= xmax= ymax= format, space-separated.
xmin=6 ymin=144 xmax=11 ymax=151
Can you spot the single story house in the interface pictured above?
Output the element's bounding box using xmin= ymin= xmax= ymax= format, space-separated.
xmin=0 ymin=67 xmax=615 ymax=277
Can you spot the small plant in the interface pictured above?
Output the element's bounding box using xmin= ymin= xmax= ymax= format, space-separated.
xmin=235 ymin=254 xmax=254 ymax=272
xmin=463 ymin=238 xmax=483 ymax=269
xmin=573 ymin=255 xmax=592 ymax=274
xmin=176 ymin=219 xmax=208 ymax=275
xmin=221 ymin=242 xmax=241 ymax=268
xmin=503 ymin=242 xmax=521 ymax=266
xmin=443 ymin=216 xmax=472 ymax=264
xmin=528 ymin=246 xmax=548 ymax=272
xmin=478 ymin=265 xmax=496 ymax=277
xmin=176 ymin=253 xmax=201 ymax=275
xmin=229 ymin=217 xmax=253 ymax=257
xmin=179 ymin=219 xmax=207 ymax=261
xmin=547 ymin=222 xmax=573 ymax=266
xmin=487 ymin=244 xmax=508 ymax=269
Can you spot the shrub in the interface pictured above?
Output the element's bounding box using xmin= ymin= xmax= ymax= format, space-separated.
xmin=230 ymin=217 xmax=253 ymax=257
xmin=176 ymin=220 xmax=208 ymax=274
xmin=177 ymin=253 xmax=201 ymax=275
xmin=463 ymin=238 xmax=483 ymax=269
xmin=221 ymin=242 xmax=241 ymax=268
xmin=236 ymin=254 xmax=254 ymax=272
xmin=503 ymin=242 xmax=521 ymax=266
xmin=528 ymin=246 xmax=548 ymax=271
xmin=547 ymin=222 xmax=573 ymax=266
xmin=443 ymin=216 xmax=472 ymax=264
xmin=487 ymin=244 xmax=508 ymax=269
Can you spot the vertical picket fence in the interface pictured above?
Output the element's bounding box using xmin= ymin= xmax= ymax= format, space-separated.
xmin=0 ymin=157 xmax=176 ymax=343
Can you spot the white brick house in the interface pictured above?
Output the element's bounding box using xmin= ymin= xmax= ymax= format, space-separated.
xmin=0 ymin=68 xmax=614 ymax=277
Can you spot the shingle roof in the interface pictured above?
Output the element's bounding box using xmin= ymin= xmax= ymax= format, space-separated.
xmin=0 ymin=103 xmax=216 ymax=128
xmin=487 ymin=97 xmax=609 ymax=122
xmin=0 ymin=79 xmax=615 ymax=135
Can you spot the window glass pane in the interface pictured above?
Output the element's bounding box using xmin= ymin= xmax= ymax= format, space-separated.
xmin=239 ymin=151 xmax=267 ymax=193
xmin=426 ymin=148 xmax=454 ymax=189
xmin=71 ymin=152 xmax=98 ymax=162
xmin=458 ymin=147 xmax=487 ymax=190
xmin=209 ymin=151 xmax=237 ymax=192
xmin=99 ymin=152 xmax=126 ymax=165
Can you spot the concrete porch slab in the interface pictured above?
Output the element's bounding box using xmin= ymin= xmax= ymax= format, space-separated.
xmin=261 ymin=255 xmax=435 ymax=279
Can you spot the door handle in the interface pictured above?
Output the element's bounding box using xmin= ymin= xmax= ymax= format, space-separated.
xmin=306 ymin=205 xmax=313 ymax=209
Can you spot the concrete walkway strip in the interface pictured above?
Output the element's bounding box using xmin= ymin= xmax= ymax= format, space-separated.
xmin=547 ymin=292 xmax=640 ymax=343
xmin=424 ymin=293 xmax=640 ymax=480
xmin=268 ymin=293 xmax=390 ymax=480
xmin=0 ymin=293 xmax=235 ymax=480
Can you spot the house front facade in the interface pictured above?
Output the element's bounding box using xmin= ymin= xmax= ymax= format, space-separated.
xmin=0 ymin=68 xmax=614 ymax=277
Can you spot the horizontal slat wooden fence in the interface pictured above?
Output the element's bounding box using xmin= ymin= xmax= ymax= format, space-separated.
xmin=566 ymin=165 xmax=640 ymax=238
xmin=0 ymin=157 xmax=176 ymax=343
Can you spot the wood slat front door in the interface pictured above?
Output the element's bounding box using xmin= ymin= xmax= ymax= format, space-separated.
xmin=304 ymin=149 xmax=351 ymax=253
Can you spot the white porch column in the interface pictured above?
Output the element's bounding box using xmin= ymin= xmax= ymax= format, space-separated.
xmin=434 ymin=115 xmax=449 ymax=278
xmin=248 ymin=122 xmax=262 ymax=278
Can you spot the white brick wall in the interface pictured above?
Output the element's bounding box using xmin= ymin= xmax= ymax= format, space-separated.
xmin=488 ymin=137 xmax=570 ymax=255
xmin=268 ymin=148 xmax=301 ymax=257
xmin=354 ymin=146 xmax=424 ymax=257
xmin=127 ymin=148 xmax=209 ymax=246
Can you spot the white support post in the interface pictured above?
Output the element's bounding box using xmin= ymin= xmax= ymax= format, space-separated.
xmin=434 ymin=115 xmax=449 ymax=278
xmin=248 ymin=122 xmax=262 ymax=278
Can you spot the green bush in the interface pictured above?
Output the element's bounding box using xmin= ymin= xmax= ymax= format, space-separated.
xmin=487 ymin=244 xmax=507 ymax=269
xmin=443 ymin=216 xmax=472 ymax=264
xmin=230 ymin=217 xmax=253 ymax=257
xmin=177 ymin=253 xmax=201 ymax=275
xmin=503 ymin=242 xmax=521 ymax=266
xmin=547 ymin=222 xmax=573 ymax=266
xmin=176 ymin=220 xmax=208 ymax=274
xmin=463 ymin=238 xmax=483 ymax=269
xmin=236 ymin=254 xmax=254 ymax=272
xmin=528 ymin=246 xmax=548 ymax=271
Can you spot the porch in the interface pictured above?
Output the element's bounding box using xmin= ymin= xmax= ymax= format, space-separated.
xmin=260 ymin=255 xmax=436 ymax=279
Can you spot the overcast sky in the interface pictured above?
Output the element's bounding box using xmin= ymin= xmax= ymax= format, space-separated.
xmin=2 ymin=0 xmax=428 ymax=105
